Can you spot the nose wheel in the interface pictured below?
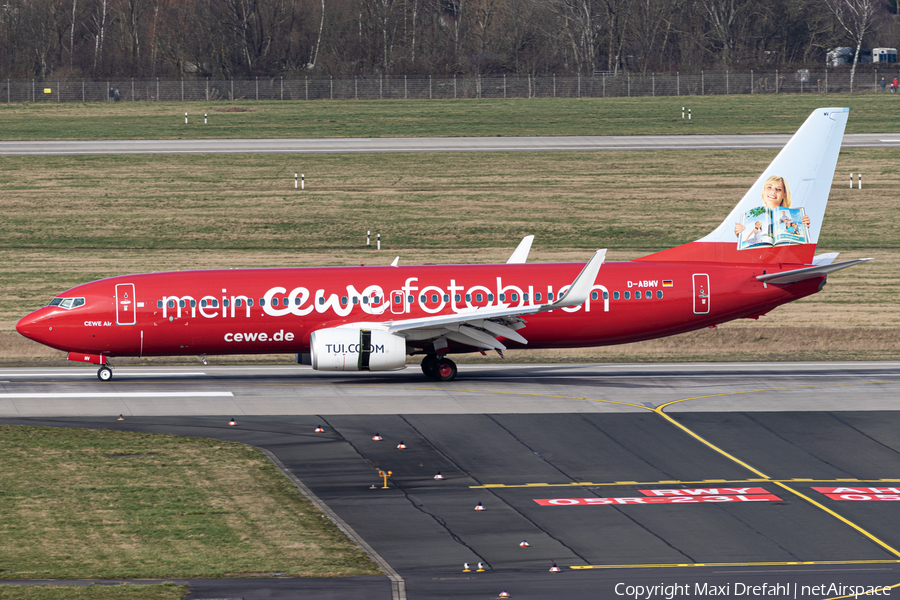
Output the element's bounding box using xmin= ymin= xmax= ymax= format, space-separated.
xmin=98 ymin=366 xmax=113 ymax=381
xmin=421 ymin=355 xmax=457 ymax=382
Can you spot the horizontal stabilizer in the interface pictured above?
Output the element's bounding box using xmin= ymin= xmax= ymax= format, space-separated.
xmin=812 ymin=252 xmax=839 ymax=266
xmin=756 ymin=258 xmax=872 ymax=284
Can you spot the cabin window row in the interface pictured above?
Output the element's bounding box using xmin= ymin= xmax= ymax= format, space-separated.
xmin=158 ymin=298 xmax=256 ymax=309
xmin=611 ymin=290 xmax=664 ymax=300
xmin=157 ymin=291 xmax=619 ymax=310
xmin=157 ymin=296 xmax=387 ymax=308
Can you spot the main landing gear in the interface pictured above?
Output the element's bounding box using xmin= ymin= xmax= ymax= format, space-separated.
xmin=98 ymin=365 xmax=113 ymax=381
xmin=421 ymin=355 xmax=457 ymax=382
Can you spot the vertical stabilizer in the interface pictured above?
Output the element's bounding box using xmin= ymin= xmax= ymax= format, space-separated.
xmin=638 ymin=108 xmax=848 ymax=265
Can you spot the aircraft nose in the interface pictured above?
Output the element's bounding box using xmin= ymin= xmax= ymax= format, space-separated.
xmin=16 ymin=311 xmax=45 ymax=342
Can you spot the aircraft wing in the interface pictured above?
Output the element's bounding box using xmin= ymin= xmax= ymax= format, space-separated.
xmin=382 ymin=249 xmax=606 ymax=350
xmin=756 ymin=258 xmax=872 ymax=285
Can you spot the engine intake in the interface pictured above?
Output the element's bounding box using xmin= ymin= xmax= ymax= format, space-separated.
xmin=310 ymin=327 xmax=407 ymax=372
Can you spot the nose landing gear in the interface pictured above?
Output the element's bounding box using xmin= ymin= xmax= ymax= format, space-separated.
xmin=421 ymin=355 xmax=457 ymax=382
xmin=98 ymin=365 xmax=113 ymax=381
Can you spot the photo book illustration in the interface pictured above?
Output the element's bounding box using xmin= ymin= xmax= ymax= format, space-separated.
xmin=738 ymin=206 xmax=809 ymax=250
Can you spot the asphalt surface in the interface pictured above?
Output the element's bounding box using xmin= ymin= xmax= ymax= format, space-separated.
xmin=3 ymin=363 xmax=900 ymax=599
xmin=0 ymin=133 xmax=898 ymax=155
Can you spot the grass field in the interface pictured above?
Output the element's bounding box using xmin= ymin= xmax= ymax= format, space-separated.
xmin=0 ymin=94 xmax=899 ymax=140
xmin=0 ymin=426 xmax=379 ymax=580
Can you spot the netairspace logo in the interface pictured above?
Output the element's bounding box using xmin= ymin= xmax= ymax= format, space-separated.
xmin=613 ymin=582 xmax=893 ymax=599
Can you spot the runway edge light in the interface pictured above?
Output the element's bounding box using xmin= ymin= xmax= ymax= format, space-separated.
xmin=519 ymin=540 xmax=530 ymax=547
xmin=228 ymin=418 xmax=237 ymax=426
xmin=117 ymin=414 xmax=124 ymax=421
xmin=499 ymin=591 xmax=510 ymax=598
xmin=397 ymin=441 xmax=407 ymax=449
xmin=463 ymin=563 xmax=470 ymax=572
xmin=477 ymin=562 xmax=485 ymax=572
xmin=550 ymin=563 xmax=561 ymax=572
xmin=315 ymin=426 xmax=324 ymax=433
xmin=372 ymin=433 xmax=383 ymax=441
xmin=475 ymin=502 xmax=486 ymax=511
xmin=434 ymin=472 xmax=444 ymax=480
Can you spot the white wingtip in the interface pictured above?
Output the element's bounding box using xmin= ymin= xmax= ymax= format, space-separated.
xmin=542 ymin=249 xmax=606 ymax=310
xmin=506 ymin=235 xmax=535 ymax=264
xmin=390 ymin=256 xmax=400 ymax=267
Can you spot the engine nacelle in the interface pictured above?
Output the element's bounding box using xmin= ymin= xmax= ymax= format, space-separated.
xmin=310 ymin=327 xmax=407 ymax=372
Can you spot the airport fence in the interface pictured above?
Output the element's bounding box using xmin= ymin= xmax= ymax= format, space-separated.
xmin=2 ymin=69 xmax=900 ymax=103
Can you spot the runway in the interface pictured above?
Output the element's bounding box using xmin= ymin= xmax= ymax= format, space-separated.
xmin=3 ymin=362 xmax=900 ymax=599
xmin=0 ymin=362 xmax=898 ymax=416
xmin=0 ymin=133 xmax=898 ymax=155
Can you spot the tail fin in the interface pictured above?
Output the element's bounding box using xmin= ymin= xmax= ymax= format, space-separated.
xmin=638 ymin=107 xmax=849 ymax=265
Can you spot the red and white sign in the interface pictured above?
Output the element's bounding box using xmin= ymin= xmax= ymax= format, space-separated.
xmin=813 ymin=487 xmax=900 ymax=494
xmin=534 ymin=494 xmax=782 ymax=506
xmin=823 ymin=494 xmax=900 ymax=501
xmin=812 ymin=487 xmax=900 ymax=502
xmin=639 ymin=487 xmax=770 ymax=496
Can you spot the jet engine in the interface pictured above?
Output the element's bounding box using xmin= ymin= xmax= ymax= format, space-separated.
xmin=310 ymin=327 xmax=407 ymax=372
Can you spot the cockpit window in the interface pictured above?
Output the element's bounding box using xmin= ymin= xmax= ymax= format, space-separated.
xmin=49 ymin=297 xmax=85 ymax=310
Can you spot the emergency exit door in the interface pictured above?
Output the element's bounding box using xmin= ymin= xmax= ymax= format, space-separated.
xmin=692 ymin=274 xmax=710 ymax=315
xmin=115 ymin=283 xmax=136 ymax=325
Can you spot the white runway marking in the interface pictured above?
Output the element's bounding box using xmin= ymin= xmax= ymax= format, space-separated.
xmin=0 ymin=392 xmax=234 ymax=398
xmin=0 ymin=372 xmax=207 ymax=377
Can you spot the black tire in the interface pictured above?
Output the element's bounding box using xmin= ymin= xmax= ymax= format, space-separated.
xmin=421 ymin=355 xmax=439 ymax=379
xmin=434 ymin=358 xmax=457 ymax=382
xmin=98 ymin=366 xmax=113 ymax=381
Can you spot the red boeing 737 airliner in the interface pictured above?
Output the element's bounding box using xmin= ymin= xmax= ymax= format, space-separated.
xmin=17 ymin=108 xmax=870 ymax=382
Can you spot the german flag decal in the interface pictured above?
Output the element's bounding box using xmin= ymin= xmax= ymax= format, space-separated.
xmin=662 ymin=280 xmax=674 ymax=287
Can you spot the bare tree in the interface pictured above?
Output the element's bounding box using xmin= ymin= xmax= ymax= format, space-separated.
xmin=823 ymin=0 xmax=879 ymax=91
xmin=698 ymin=0 xmax=747 ymax=66
xmin=308 ymin=0 xmax=325 ymax=68
xmin=91 ymin=0 xmax=110 ymax=73
xmin=552 ymin=0 xmax=599 ymax=73
xmin=600 ymin=0 xmax=633 ymax=73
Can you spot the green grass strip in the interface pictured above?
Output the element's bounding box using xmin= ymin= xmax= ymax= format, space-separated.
xmin=0 ymin=426 xmax=380 ymax=579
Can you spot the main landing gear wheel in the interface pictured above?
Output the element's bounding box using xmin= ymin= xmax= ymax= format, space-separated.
xmin=434 ymin=358 xmax=457 ymax=382
xmin=421 ymin=355 xmax=457 ymax=381
xmin=421 ymin=355 xmax=439 ymax=378
xmin=98 ymin=366 xmax=113 ymax=381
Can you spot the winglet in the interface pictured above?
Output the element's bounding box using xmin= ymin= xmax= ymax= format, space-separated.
xmin=390 ymin=256 xmax=400 ymax=267
xmin=540 ymin=249 xmax=606 ymax=311
xmin=507 ymin=235 xmax=535 ymax=264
